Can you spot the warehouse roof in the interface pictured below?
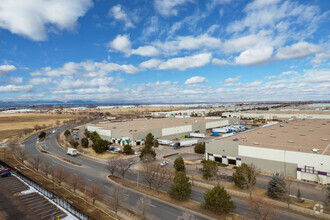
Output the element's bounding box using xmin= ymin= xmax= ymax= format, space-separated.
xmin=231 ymin=110 xmax=330 ymax=115
xmin=92 ymin=117 xmax=225 ymax=133
xmin=222 ymin=119 xmax=330 ymax=155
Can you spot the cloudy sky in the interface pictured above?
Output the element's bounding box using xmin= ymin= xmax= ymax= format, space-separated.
xmin=0 ymin=0 xmax=329 ymax=103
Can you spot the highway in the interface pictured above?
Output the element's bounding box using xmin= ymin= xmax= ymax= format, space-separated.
xmin=23 ymin=125 xmax=315 ymax=220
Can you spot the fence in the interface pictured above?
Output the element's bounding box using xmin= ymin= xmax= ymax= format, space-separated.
xmin=0 ymin=160 xmax=87 ymax=220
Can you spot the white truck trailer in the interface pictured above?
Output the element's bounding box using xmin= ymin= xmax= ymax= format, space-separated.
xmin=171 ymin=139 xmax=198 ymax=149
xmin=157 ymin=139 xmax=173 ymax=145
xmin=189 ymin=133 xmax=206 ymax=138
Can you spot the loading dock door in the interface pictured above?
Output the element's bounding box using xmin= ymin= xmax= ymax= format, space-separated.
xmin=214 ymin=157 xmax=222 ymax=163
xmin=228 ymin=159 xmax=236 ymax=165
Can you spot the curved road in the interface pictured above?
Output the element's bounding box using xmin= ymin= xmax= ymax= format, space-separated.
xmin=23 ymin=125 xmax=315 ymax=220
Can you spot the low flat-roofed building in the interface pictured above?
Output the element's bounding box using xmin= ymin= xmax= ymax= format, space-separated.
xmin=205 ymin=119 xmax=330 ymax=184
xmin=87 ymin=117 xmax=239 ymax=146
xmin=222 ymin=110 xmax=330 ymax=120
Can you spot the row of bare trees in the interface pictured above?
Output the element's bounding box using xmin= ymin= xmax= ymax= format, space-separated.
xmin=106 ymin=158 xmax=133 ymax=178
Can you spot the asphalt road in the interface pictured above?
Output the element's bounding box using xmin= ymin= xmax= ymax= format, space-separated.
xmin=23 ymin=126 xmax=316 ymax=220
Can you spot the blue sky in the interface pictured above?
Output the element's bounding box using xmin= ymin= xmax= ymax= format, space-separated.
xmin=0 ymin=0 xmax=329 ymax=103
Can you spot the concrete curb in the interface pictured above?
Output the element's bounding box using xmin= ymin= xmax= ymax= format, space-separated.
xmin=193 ymin=180 xmax=330 ymax=220
xmin=106 ymin=175 xmax=219 ymax=220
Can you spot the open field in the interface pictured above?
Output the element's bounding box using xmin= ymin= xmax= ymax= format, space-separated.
xmin=0 ymin=113 xmax=82 ymax=142
xmin=87 ymin=106 xmax=187 ymax=114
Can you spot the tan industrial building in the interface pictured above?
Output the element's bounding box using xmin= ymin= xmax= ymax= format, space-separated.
xmin=87 ymin=117 xmax=239 ymax=146
xmin=205 ymin=119 xmax=330 ymax=184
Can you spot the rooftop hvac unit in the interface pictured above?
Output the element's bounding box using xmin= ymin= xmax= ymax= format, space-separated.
xmin=233 ymin=138 xmax=238 ymax=141
xmin=288 ymin=140 xmax=294 ymax=143
xmin=312 ymin=148 xmax=319 ymax=153
xmin=253 ymin=142 xmax=259 ymax=145
xmin=113 ymin=126 xmax=116 ymax=129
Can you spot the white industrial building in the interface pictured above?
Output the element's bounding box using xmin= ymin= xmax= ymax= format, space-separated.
xmin=87 ymin=117 xmax=239 ymax=146
xmin=205 ymin=119 xmax=330 ymax=184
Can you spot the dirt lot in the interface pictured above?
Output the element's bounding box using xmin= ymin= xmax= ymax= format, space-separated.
xmin=0 ymin=113 xmax=81 ymax=142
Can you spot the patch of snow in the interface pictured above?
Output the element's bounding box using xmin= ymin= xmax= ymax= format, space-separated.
xmin=0 ymin=138 xmax=8 ymax=144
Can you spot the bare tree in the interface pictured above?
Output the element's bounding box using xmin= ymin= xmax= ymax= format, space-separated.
xmin=68 ymin=173 xmax=85 ymax=193
xmin=152 ymin=166 xmax=171 ymax=193
xmin=30 ymin=154 xmax=44 ymax=172
xmin=117 ymin=159 xmax=132 ymax=178
xmin=177 ymin=211 xmax=196 ymax=220
xmin=86 ymin=181 xmax=104 ymax=204
xmin=54 ymin=165 xmax=69 ymax=186
xmin=110 ymin=185 xmax=128 ymax=218
xmin=10 ymin=142 xmax=27 ymax=163
xmin=141 ymin=161 xmax=157 ymax=189
xmin=106 ymin=159 xmax=118 ymax=176
xmin=248 ymin=196 xmax=278 ymax=220
xmin=322 ymin=186 xmax=330 ymax=211
xmin=285 ymin=179 xmax=293 ymax=209
xmin=241 ymin=163 xmax=258 ymax=198
xmin=41 ymin=157 xmax=53 ymax=178
xmin=56 ymin=120 xmax=60 ymax=126
xmin=135 ymin=195 xmax=151 ymax=220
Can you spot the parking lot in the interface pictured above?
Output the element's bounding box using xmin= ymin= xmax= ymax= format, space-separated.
xmin=0 ymin=175 xmax=67 ymax=220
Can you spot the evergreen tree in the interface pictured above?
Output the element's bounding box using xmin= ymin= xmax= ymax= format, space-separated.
xmin=92 ymin=139 xmax=109 ymax=153
xmin=144 ymin=133 xmax=154 ymax=148
xmin=38 ymin=131 xmax=46 ymax=139
xmin=84 ymin=129 xmax=90 ymax=138
xmin=202 ymin=185 xmax=236 ymax=214
xmin=267 ymin=176 xmax=287 ymax=199
xmin=89 ymin=131 xmax=100 ymax=143
xmin=154 ymin=139 xmax=159 ymax=148
xmin=64 ymin=129 xmax=71 ymax=137
xmin=81 ymin=137 xmax=89 ymax=148
xmin=168 ymin=172 xmax=191 ymax=200
xmin=123 ymin=145 xmax=135 ymax=155
xmin=200 ymin=160 xmax=218 ymax=179
xmin=173 ymin=156 xmax=185 ymax=172
xmin=194 ymin=142 xmax=205 ymax=154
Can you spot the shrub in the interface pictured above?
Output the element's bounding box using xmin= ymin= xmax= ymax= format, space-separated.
xmin=194 ymin=142 xmax=205 ymax=154
xmin=84 ymin=129 xmax=90 ymax=138
xmin=38 ymin=131 xmax=46 ymax=139
xmin=70 ymin=140 xmax=79 ymax=148
xmin=123 ymin=145 xmax=135 ymax=155
xmin=173 ymin=156 xmax=185 ymax=172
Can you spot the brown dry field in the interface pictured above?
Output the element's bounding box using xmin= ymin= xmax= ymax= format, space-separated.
xmin=0 ymin=113 xmax=81 ymax=141
xmin=87 ymin=106 xmax=186 ymax=114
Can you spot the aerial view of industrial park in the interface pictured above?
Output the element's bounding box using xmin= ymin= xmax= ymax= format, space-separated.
xmin=0 ymin=0 xmax=329 ymax=220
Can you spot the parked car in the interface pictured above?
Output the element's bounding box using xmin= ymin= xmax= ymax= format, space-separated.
xmin=109 ymin=146 xmax=115 ymax=151
xmin=67 ymin=148 xmax=78 ymax=156
xmin=160 ymin=161 xmax=169 ymax=167
xmin=0 ymin=166 xmax=11 ymax=177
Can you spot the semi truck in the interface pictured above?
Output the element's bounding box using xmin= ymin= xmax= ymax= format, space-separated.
xmin=189 ymin=133 xmax=206 ymax=138
xmin=157 ymin=139 xmax=173 ymax=145
xmin=170 ymin=139 xmax=198 ymax=149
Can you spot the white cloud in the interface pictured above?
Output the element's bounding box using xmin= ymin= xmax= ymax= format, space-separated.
xmin=311 ymin=51 xmax=330 ymax=66
xmin=154 ymin=0 xmax=193 ymax=16
xmin=301 ymin=69 xmax=330 ymax=83
xmin=31 ymin=60 xmax=140 ymax=77
xmin=235 ymin=46 xmax=273 ymax=65
xmin=131 ymin=46 xmax=159 ymax=57
xmin=158 ymin=53 xmax=212 ymax=71
xmin=108 ymin=4 xmax=134 ymax=29
xmin=0 ymin=64 xmax=16 ymax=76
xmin=212 ymin=58 xmax=233 ymax=66
xmin=9 ymin=77 xmax=23 ymax=84
xmin=0 ymin=0 xmax=93 ymax=41
xmin=29 ymin=77 xmax=52 ymax=85
xmin=266 ymin=70 xmax=298 ymax=79
xmin=245 ymin=80 xmax=263 ymax=87
xmin=184 ymin=76 xmax=208 ymax=84
xmin=139 ymin=59 xmax=162 ymax=69
xmin=0 ymin=85 xmax=32 ymax=93
xmin=108 ymin=34 xmax=131 ymax=54
xmin=57 ymin=76 xmax=115 ymax=90
xmin=245 ymin=0 xmax=280 ymax=11
xmin=275 ymin=41 xmax=322 ymax=60
xmin=224 ymin=76 xmax=241 ymax=83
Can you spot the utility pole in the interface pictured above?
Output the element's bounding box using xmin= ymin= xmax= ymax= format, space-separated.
xmin=137 ymin=169 xmax=139 ymax=187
